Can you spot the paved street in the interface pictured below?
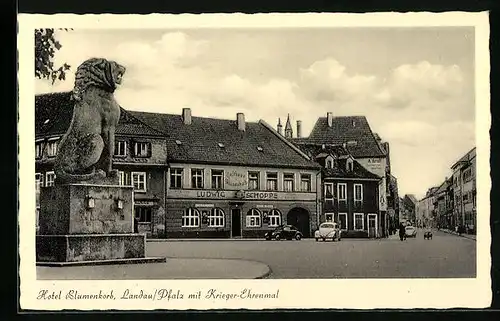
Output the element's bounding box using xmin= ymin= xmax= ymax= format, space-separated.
xmin=147 ymin=229 xmax=476 ymax=279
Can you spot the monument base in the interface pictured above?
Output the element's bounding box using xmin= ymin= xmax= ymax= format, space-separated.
xmin=36 ymin=233 xmax=166 ymax=266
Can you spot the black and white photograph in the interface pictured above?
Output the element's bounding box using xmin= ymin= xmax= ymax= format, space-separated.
xmin=18 ymin=12 xmax=490 ymax=310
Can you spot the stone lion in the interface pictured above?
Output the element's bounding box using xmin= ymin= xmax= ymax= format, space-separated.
xmin=54 ymin=57 xmax=126 ymax=184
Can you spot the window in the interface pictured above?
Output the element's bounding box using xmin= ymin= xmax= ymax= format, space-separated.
xmin=338 ymin=183 xmax=347 ymax=202
xmin=354 ymin=184 xmax=363 ymax=202
xmin=35 ymin=173 xmax=43 ymax=191
xmin=326 ymin=159 xmax=333 ymax=169
xmin=463 ymin=168 xmax=472 ymax=182
xmin=248 ymin=172 xmax=259 ymax=190
xmin=114 ymin=141 xmax=127 ymax=157
xmin=131 ymin=172 xmax=146 ymax=191
xmin=133 ymin=142 xmax=151 ymax=157
xmin=268 ymin=209 xmax=281 ymax=227
xmin=354 ymin=213 xmax=364 ymax=231
xmin=35 ymin=142 xmax=42 ymax=159
xmin=325 ymin=213 xmax=334 ymax=222
xmin=347 ymin=159 xmax=353 ymax=172
xmin=118 ymin=171 xmax=131 ymax=186
xmin=182 ymin=208 xmax=200 ymax=227
xmin=46 ymin=140 xmax=59 ymax=157
xmin=191 ymin=169 xmax=204 ymax=189
xmin=170 ymin=168 xmax=183 ymax=189
xmin=208 ymin=208 xmax=225 ymax=227
xmin=338 ymin=213 xmax=348 ymax=230
xmin=45 ymin=171 xmax=55 ymax=187
xmin=463 ymin=193 xmax=469 ymax=202
xmin=300 ymin=174 xmax=311 ymax=192
xmin=324 ymin=182 xmax=334 ymax=203
xmin=246 ymin=209 xmax=261 ymax=227
xmin=211 ymin=170 xmax=224 ymax=189
xmin=283 ymin=173 xmax=294 ymax=192
xmin=135 ymin=206 xmax=152 ymax=223
xmin=266 ymin=172 xmax=278 ymax=191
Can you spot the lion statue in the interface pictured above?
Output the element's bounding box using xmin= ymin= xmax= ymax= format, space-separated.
xmin=54 ymin=57 xmax=126 ymax=184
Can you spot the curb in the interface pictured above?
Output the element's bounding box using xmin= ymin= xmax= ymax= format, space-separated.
xmin=440 ymin=229 xmax=476 ymax=241
xmin=36 ymin=256 xmax=167 ymax=267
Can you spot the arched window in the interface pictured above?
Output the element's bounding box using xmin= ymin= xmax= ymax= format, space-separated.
xmin=246 ymin=209 xmax=261 ymax=227
xmin=209 ymin=208 xmax=225 ymax=227
xmin=268 ymin=209 xmax=282 ymax=227
xmin=182 ymin=208 xmax=200 ymax=227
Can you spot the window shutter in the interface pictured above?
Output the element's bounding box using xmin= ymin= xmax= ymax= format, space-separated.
xmin=246 ymin=216 xmax=251 ymax=227
xmin=147 ymin=142 xmax=152 ymax=157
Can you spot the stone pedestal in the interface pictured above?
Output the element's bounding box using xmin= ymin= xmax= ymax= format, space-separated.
xmin=36 ymin=183 xmax=166 ymax=266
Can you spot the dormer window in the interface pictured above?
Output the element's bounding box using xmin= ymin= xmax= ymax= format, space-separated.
xmin=347 ymin=140 xmax=357 ymax=146
xmin=346 ymin=159 xmax=354 ymax=172
xmin=217 ymin=142 xmax=225 ymax=148
xmin=114 ymin=141 xmax=127 ymax=157
xmin=43 ymin=119 xmax=50 ymax=125
xmin=46 ymin=138 xmax=59 ymax=157
xmin=133 ymin=142 xmax=152 ymax=158
xmin=175 ymin=140 xmax=182 ymax=146
xmin=257 ymin=146 xmax=263 ymax=152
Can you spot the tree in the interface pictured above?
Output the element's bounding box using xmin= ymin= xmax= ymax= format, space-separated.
xmin=35 ymin=28 xmax=71 ymax=84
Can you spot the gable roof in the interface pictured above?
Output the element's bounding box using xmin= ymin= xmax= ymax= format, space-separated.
xmin=35 ymin=92 xmax=165 ymax=138
xmin=451 ymin=146 xmax=476 ymax=170
xmin=128 ymin=111 xmax=319 ymax=169
xmin=291 ymin=142 xmax=380 ymax=180
xmin=292 ymin=116 xmax=386 ymax=158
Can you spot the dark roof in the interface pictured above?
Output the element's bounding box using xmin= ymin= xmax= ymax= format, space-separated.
xmin=35 ymin=92 xmax=165 ymax=138
xmin=291 ymin=142 xmax=380 ymax=180
xmin=292 ymin=116 xmax=386 ymax=158
xmin=128 ymin=111 xmax=319 ymax=169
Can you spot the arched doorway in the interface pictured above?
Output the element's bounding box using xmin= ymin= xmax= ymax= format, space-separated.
xmin=287 ymin=207 xmax=311 ymax=238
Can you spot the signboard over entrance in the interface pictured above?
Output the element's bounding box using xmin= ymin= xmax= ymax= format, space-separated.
xmin=168 ymin=189 xmax=316 ymax=201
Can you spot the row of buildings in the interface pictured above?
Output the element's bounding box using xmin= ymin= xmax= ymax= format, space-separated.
xmin=35 ymin=91 xmax=401 ymax=239
xmin=416 ymin=147 xmax=477 ymax=234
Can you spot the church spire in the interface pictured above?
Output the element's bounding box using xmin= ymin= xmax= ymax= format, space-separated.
xmin=285 ymin=114 xmax=293 ymax=139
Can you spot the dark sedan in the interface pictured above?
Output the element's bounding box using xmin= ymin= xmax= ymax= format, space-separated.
xmin=265 ymin=225 xmax=303 ymax=241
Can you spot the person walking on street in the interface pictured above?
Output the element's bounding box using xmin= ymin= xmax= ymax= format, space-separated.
xmin=399 ymin=223 xmax=406 ymax=241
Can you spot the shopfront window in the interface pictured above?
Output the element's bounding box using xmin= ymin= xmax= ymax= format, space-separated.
xmin=339 ymin=213 xmax=347 ymax=230
xmin=209 ymin=208 xmax=225 ymax=227
xmin=268 ymin=209 xmax=281 ymax=227
xmin=246 ymin=209 xmax=261 ymax=227
xmin=354 ymin=213 xmax=364 ymax=231
xmin=183 ymin=208 xmax=200 ymax=227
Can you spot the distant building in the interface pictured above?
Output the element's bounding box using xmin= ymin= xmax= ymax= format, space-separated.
xmin=450 ymin=147 xmax=477 ymax=233
xmin=434 ymin=178 xmax=454 ymax=229
xmin=403 ymin=194 xmax=418 ymax=224
xmin=417 ymin=187 xmax=439 ymax=228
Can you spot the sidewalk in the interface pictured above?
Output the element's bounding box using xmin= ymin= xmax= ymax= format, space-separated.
xmin=439 ymin=228 xmax=477 ymax=241
xmin=37 ymin=258 xmax=272 ymax=280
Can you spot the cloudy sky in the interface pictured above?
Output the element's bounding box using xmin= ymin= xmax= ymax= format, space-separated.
xmin=35 ymin=27 xmax=476 ymax=199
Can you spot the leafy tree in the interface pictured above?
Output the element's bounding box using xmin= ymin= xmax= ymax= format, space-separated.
xmin=35 ymin=28 xmax=71 ymax=84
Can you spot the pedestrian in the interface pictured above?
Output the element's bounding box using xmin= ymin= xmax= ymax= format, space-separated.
xmin=398 ymin=223 xmax=406 ymax=241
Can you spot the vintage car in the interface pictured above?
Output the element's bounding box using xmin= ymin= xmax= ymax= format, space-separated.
xmin=315 ymin=222 xmax=342 ymax=242
xmin=265 ymin=225 xmax=303 ymax=241
xmin=405 ymin=225 xmax=417 ymax=238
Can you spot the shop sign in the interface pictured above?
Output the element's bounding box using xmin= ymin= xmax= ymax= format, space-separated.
xmin=244 ymin=192 xmax=278 ymax=200
xmin=195 ymin=204 xmax=215 ymax=208
xmin=225 ymin=170 xmax=248 ymax=189
xmin=134 ymin=200 xmax=155 ymax=206
xmin=256 ymin=204 xmax=274 ymax=209
xmin=196 ymin=190 xmax=226 ymax=199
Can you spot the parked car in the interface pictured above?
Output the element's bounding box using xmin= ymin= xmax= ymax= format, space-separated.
xmin=315 ymin=222 xmax=342 ymax=242
xmin=265 ymin=225 xmax=303 ymax=241
xmin=405 ymin=225 xmax=417 ymax=238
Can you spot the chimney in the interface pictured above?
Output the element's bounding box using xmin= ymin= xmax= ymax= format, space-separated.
xmin=237 ymin=112 xmax=245 ymax=131
xmin=327 ymin=112 xmax=333 ymax=127
xmin=277 ymin=118 xmax=283 ymax=135
xmin=296 ymin=120 xmax=302 ymax=138
xmin=182 ymin=108 xmax=192 ymax=125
